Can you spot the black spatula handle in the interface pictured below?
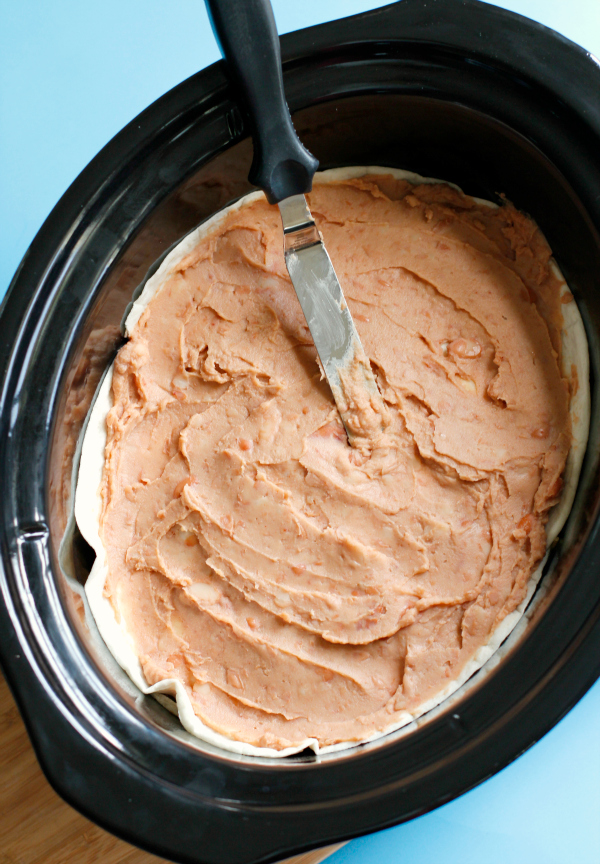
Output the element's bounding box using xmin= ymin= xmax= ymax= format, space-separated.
xmin=205 ymin=0 xmax=319 ymax=204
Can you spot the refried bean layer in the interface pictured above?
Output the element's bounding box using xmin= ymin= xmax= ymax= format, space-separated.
xmin=101 ymin=175 xmax=571 ymax=750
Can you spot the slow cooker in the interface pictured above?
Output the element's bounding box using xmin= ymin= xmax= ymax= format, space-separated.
xmin=1 ymin=1 xmax=600 ymax=862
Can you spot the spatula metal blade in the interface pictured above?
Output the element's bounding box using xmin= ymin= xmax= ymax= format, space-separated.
xmin=279 ymin=194 xmax=387 ymax=446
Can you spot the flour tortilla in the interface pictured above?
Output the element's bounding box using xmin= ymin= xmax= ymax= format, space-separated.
xmin=75 ymin=167 xmax=590 ymax=758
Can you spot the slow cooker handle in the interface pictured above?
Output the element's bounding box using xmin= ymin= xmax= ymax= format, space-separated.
xmin=205 ymin=0 xmax=319 ymax=204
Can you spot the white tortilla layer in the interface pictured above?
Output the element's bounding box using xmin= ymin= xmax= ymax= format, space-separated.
xmin=76 ymin=167 xmax=590 ymax=758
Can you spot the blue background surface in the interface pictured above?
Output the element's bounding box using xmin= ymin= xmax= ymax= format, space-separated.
xmin=1 ymin=2 xmax=599 ymax=862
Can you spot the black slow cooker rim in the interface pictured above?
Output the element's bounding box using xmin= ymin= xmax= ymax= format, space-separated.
xmin=2 ymin=2 xmax=600 ymax=863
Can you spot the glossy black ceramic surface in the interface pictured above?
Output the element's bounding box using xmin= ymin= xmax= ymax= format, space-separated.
xmin=1 ymin=2 xmax=600 ymax=863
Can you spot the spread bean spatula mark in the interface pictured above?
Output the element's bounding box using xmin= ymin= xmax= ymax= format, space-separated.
xmin=205 ymin=0 xmax=389 ymax=448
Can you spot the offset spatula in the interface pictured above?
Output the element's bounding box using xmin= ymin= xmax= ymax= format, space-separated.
xmin=205 ymin=0 xmax=388 ymax=447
